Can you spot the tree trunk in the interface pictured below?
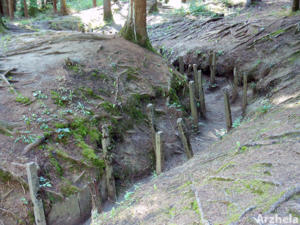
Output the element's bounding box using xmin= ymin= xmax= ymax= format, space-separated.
xmin=8 ymin=0 xmax=13 ymax=19
xmin=23 ymin=0 xmax=28 ymax=18
xmin=148 ymin=0 xmax=158 ymax=14
xmin=3 ymin=0 xmax=9 ymax=16
xmin=93 ymin=0 xmax=96 ymax=7
xmin=103 ymin=0 xmax=113 ymax=22
xmin=53 ymin=0 xmax=57 ymax=13
xmin=292 ymin=0 xmax=299 ymax=11
xmin=60 ymin=0 xmax=68 ymax=15
xmin=0 ymin=16 xmax=5 ymax=32
xmin=120 ymin=0 xmax=151 ymax=48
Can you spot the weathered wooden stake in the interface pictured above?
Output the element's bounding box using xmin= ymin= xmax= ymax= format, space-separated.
xmin=197 ymin=69 xmax=206 ymax=118
xmin=155 ymin=131 xmax=164 ymax=175
xmin=147 ymin=103 xmax=156 ymax=150
xmin=242 ymin=74 xmax=248 ymax=115
xmin=179 ymin=56 xmax=184 ymax=74
xmin=187 ymin=64 xmax=192 ymax=74
xmin=102 ymin=124 xmax=117 ymax=202
xmin=224 ymin=90 xmax=232 ymax=131
xmin=189 ymin=81 xmax=198 ymax=126
xmin=231 ymin=67 xmax=239 ymax=102
xmin=193 ymin=64 xmax=199 ymax=97
xmin=177 ymin=118 xmax=193 ymax=159
xmin=210 ymin=51 xmax=216 ymax=84
xmin=88 ymin=179 xmax=102 ymax=214
xmin=26 ymin=162 xmax=47 ymax=225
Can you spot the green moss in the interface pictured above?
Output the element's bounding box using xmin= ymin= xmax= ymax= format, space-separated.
xmin=78 ymin=140 xmax=105 ymax=169
xmin=209 ymin=176 xmax=235 ymax=182
xmin=49 ymin=154 xmax=64 ymax=177
xmin=225 ymin=203 xmax=241 ymax=225
xmin=16 ymin=94 xmax=31 ymax=105
xmin=191 ymin=200 xmax=200 ymax=215
xmin=60 ymin=181 xmax=80 ymax=197
xmin=289 ymin=209 xmax=300 ymax=221
xmin=100 ymin=101 xmax=120 ymax=115
xmin=241 ymin=179 xmax=272 ymax=195
xmin=0 ymin=169 xmax=12 ymax=182
xmin=215 ymin=161 xmax=235 ymax=174
xmin=123 ymin=93 xmax=150 ymax=122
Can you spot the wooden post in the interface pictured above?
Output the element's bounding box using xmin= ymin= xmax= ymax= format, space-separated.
xmin=197 ymin=70 xmax=206 ymax=118
xmin=193 ymin=64 xmax=199 ymax=97
xmin=187 ymin=64 xmax=192 ymax=74
xmin=88 ymin=179 xmax=102 ymax=213
xmin=189 ymin=81 xmax=198 ymax=126
xmin=177 ymin=118 xmax=193 ymax=159
xmin=26 ymin=162 xmax=46 ymax=225
xmin=231 ymin=67 xmax=239 ymax=103
xmin=179 ymin=56 xmax=184 ymax=74
xmin=147 ymin=103 xmax=156 ymax=149
xmin=224 ymin=90 xmax=232 ymax=131
xmin=210 ymin=51 xmax=216 ymax=84
xmin=101 ymin=124 xmax=116 ymax=202
xmin=242 ymin=74 xmax=248 ymax=115
xmin=155 ymin=131 xmax=164 ymax=175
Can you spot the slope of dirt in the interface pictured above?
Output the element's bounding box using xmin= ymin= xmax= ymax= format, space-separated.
xmin=92 ymin=1 xmax=300 ymax=225
xmin=0 ymin=31 xmax=176 ymax=224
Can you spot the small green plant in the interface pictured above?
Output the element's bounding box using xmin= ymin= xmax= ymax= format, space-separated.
xmin=39 ymin=176 xmax=52 ymax=188
xmin=16 ymin=94 xmax=31 ymax=105
xmin=233 ymin=116 xmax=242 ymax=128
xmin=33 ymin=90 xmax=48 ymax=99
xmin=40 ymin=123 xmax=49 ymax=130
xmin=257 ymin=100 xmax=272 ymax=114
xmin=124 ymin=191 xmax=134 ymax=201
xmin=55 ymin=128 xmax=71 ymax=139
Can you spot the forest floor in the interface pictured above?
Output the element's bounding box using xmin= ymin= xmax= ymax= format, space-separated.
xmin=0 ymin=0 xmax=300 ymax=225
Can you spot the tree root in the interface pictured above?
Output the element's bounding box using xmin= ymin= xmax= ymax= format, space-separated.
xmin=23 ymin=132 xmax=53 ymax=155
xmin=0 ymin=69 xmax=17 ymax=94
xmin=230 ymin=206 xmax=256 ymax=225
xmin=267 ymin=184 xmax=300 ymax=213
xmin=191 ymin=180 xmax=213 ymax=225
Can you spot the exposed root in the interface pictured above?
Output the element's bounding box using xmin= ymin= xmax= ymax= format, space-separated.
xmin=0 ymin=69 xmax=17 ymax=94
xmin=267 ymin=184 xmax=300 ymax=213
xmin=23 ymin=132 xmax=53 ymax=155
xmin=230 ymin=206 xmax=256 ymax=225
xmin=191 ymin=180 xmax=213 ymax=225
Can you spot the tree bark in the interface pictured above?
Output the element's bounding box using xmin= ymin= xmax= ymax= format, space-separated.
xmin=120 ymin=0 xmax=151 ymax=48
xmin=292 ymin=0 xmax=299 ymax=11
xmin=60 ymin=0 xmax=68 ymax=15
xmin=23 ymin=0 xmax=28 ymax=18
xmin=0 ymin=16 xmax=5 ymax=32
xmin=53 ymin=0 xmax=57 ymax=13
xmin=8 ymin=0 xmax=13 ymax=20
xmin=148 ymin=0 xmax=158 ymax=14
xmin=103 ymin=0 xmax=113 ymax=22
xmin=93 ymin=0 xmax=96 ymax=7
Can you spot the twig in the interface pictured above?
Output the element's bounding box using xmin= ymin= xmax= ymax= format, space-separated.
xmin=267 ymin=184 xmax=300 ymax=213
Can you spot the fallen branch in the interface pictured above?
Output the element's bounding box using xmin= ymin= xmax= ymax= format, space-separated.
xmin=267 ymin=184 xmax=300 ymax=213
